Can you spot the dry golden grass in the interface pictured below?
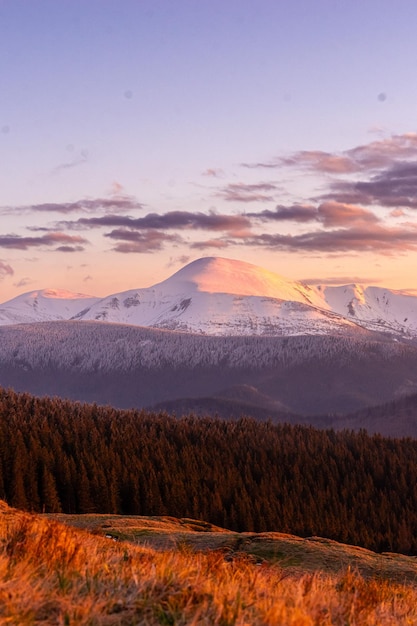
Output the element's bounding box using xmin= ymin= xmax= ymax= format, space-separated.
xmin=49 ymin=512 xmax=417 ymax=584
xmin=1 ymin=503 xmax=417 ymax=625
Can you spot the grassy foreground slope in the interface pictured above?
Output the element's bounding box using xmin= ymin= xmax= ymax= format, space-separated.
xmin=49 ymin=511 xmax=417 ymax=584
xmin=2 ymin=502 xmax=417 ymax=625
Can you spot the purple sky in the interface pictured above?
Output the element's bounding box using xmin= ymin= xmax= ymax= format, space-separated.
xmin=2 ymin=0 xmax=417 ymax=299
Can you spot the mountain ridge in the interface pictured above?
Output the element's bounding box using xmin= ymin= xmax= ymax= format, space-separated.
xmin=1 ymin=256 xmax=417 ymax=338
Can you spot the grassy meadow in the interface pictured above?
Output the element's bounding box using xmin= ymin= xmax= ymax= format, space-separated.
xmin=0 ymin=501 xmax=417 ymax=625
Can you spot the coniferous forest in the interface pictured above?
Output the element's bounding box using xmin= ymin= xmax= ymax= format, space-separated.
xmin=1 ymin=386 xmax=417 ymax=555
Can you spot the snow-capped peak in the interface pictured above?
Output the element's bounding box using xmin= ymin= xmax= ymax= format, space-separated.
xmin=0 ymin=288 xmax=99 ymax=325
xmin=4 ymin=288 xmax=96 ymax=303
xmin=153 ymin=257 xmax=327 ymax=308
xmin=319 ymin=283 xmax=417 ymax=335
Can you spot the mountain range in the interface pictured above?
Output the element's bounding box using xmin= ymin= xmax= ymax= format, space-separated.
xmin=1 ymin=256 xmax=417 ymax=338
xmin=1 ymin=256 xmax=417 ymax=437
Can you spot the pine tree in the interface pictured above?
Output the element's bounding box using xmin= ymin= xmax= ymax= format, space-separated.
xmin=40 ymin=466 xmax=62 ymax=513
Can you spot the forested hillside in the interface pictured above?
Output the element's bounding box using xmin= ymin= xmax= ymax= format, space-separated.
xmin=2 ymin=321 xmax=417 ymax=421
xmin=0 ymin=320 xmax=378 ymax=372
xmin=2 ymin=387 xmax=417 ymax=555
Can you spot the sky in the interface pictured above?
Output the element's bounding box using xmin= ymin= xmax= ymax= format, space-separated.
xmin=2 ymin=0 xmax=417 ymax=301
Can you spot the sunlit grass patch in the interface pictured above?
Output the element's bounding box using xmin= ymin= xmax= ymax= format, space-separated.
xmin=1 ymin=502 xmax=417 ymax=624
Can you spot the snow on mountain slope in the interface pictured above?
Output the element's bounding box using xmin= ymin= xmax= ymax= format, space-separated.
xmin=77 ymin=257 xmax=355 ymax=335
xmin=1 ymin=257 xmax=417 ymax=337
xmin=77 ymin=287 xmax=355 ymax=336
xmin=154 ymin=257 xmax=328 ymax=308
xmin=0 ymin=289 xmax=99 ymax=326
xmin=319 ymin=284 xmax=417 ymax=337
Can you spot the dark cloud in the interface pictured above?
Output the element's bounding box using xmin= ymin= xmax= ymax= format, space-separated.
xmin=78 ymin=210 xmax=251 ymax=234
xmin=281 ymin=151 xmax=359 ymax=174
xmin=218 ymin=182 xmax=278 ymax=203
xmin=0 ymin=261 xmax=13 ymax=279
xmin=0 ymin=233 xmax=88 ymax=250
xmin=250 ymin=204 xmax=317 ymax=223
xmin=242 ymin=224 xmax=417 ymax=254
xmin=27 ymin=226 xmax=53 ymax=232
xmin=5 ymin=133 xmax=417 ymax=264
xmin=252 ymin=134 xmax=417 ymax=213
xmin=241 ymin=152 xmax=357 ymax=173
xmin=345 ymin=134 xmax=417 ymax=170
xmin=250 ymin=202 xmax=379 ymax=227
xmin=104 ymin=229 xmax=182 ymax=253
xmin=190 ymin=238 xmax=232 ymax=250
xmin=242 ymin=133 xmax=417 ymax=175
xmin=316 ymin=202 xmax=379 ymax=226
xmin=352 ymin=162 xmax=417 ymax=208
xmin=2 ymin=195 xmax=144 ymax=216
xmin=55 ymin=245 xmax=85 ymax=253
xmin=190 ymin=222 xmax=417 ymax=254
xmin=326 ymin=161 xmax=417 ymax=209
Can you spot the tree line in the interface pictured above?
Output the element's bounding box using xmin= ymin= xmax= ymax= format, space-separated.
xmin=1 ymin=386 xmax=417 ymax=554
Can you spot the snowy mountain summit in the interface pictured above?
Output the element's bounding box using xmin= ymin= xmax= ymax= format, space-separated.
xmin=0 ymin=289 xmax=99 ymax=326
xmin=72 ymin=257 xmax=354 ymax=336
xmin=155 ymin=257 xmax=323 ymax=304
xmin=1 ymin=257 xmax=417 ymax=337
